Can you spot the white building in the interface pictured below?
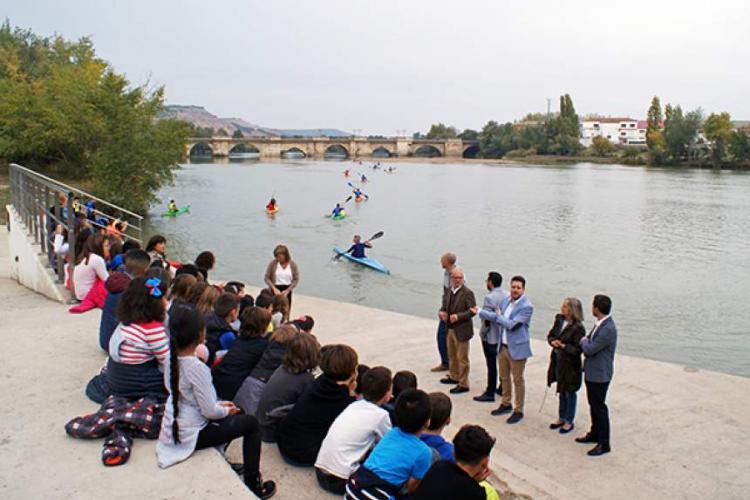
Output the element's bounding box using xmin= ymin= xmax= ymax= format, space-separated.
xmin=580 ymin=117 xmax=647 ymax=147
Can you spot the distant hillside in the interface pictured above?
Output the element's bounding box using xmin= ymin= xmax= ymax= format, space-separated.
xmin=160 ymin=105 xmax=350 ymax=138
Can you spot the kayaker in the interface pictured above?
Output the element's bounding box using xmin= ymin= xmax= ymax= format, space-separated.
xmin=360 ymin=174 xmax=368 ymax=183
xmin=344 ymin=169 xmax=350 ymax=177
xmin=167 ymin=199 xmax=178 ymax=214
xmin=331 ymin=203 xmax=344 ymax=217
xmin=345 ymin=235 xmax=372 ymax=258
xmin=266 ymin=197 xmax=278 ymax=211
xmin=351 ymin=187 xmax=368 ymax=200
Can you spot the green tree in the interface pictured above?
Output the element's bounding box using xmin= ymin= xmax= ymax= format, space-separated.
xmin=550 ymin=94 xmax=581 ymax=156
xmin=703 ymin=112 xmax=733 ymax=165
xmin=458 ymin=128 xmax=479 ymax=140
xmin=0 ymin=21 xmax=189 ymax=212
xmin=646 ymin=96 xmax=666 ymax=164
xmin=478 ymin=121 xmax=516 ymax=158
xmin=425 ymin=123 xmax=458 ymax=139
xmin=232 ymin=128 xmax=244 ymax=138
xmin=729 ymin=130 xmax=750 ymax=162
xmin=662 ymin=105 xmax=703 ymax=164
xmin=591 ymin=136 xmax=616 ymax=157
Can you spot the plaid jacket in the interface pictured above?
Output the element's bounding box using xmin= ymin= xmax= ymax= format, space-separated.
xmin=66 ymin=395 xmax=164 ymax=440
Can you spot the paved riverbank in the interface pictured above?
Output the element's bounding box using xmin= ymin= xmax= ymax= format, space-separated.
xmin=1 ymin=230 xmax=749 ymax=499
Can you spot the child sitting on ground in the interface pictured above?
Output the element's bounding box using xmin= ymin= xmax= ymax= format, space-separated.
xmin=345 ymin=388 xmax=433 ymax=499
xmin=156 ymin=306 xmax=276 ymax=499
xmin=204 ymin=292 xmax=240 ymax=364
xmin=412 ymin=425 xmax=496 ymax=500
xmin=98 ymin=249 xmax=150 ymax=352
xmin=271 ymin=294 xmax=289 ymax=330
xmin=354 ymin=365 xmax=371 ymax=399
xmin=383 ymin=370 xmax=418 ymax=426
xmin=276 ymin=345 xmax=358 ymax=466
xmin=255 ymin=292 xmax=275 ymax=334
xmin=287 ymin=314 xmax=315 ymax=334
xmin=256 ymin=332 xmax=321 ymax=442
xmin=315 ymin=366 xmax=393 ymax=495
xmin=233 ymin=325 xmax=298 ymax=415
xmin=419 ymin=392 xmax=454 ymax=462
xmin=212 ymin=307 xmax=271 ymax=403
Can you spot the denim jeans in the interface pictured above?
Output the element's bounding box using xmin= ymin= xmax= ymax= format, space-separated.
xmin=558 ymin=390 xmax=577 ymax=424
xmin=436 ymin=319 xmax=448 ymax=366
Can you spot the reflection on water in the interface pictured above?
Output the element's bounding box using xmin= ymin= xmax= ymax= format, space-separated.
xmin=145 ymin=160 xmax=750 ymax=377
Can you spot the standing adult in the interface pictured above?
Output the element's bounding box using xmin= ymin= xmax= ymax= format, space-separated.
xmin=576 ymin=294 xmax=617 ymax=456
xmin=438 ymin=269 xmax=477 ymax=394
xmin=487 ymin=276 xmax=533 ymax=424
xmin=474 ymin=272 xmax=508 ymax=402
xmin=431 ymin=253 xmax=460 ymax=373
xmin=264 ymin=244 xmax=300 ymax=309
xmin=546 ymin=298 xmax=586 ymax=434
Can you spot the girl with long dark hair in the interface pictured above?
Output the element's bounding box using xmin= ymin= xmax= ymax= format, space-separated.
xmin=156 ymin=306 xmax=276 ymax=499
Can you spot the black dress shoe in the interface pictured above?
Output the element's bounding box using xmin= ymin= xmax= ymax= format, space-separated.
xmin=575 ymin=433 xmax=597 ymax=444
xmin=450 ymin=385 xmax=469 ymax=394
xmin=506 ymin=411 xmax=524 ymax=424
xmin=587 ymin=443 xmax=611 ymax=456
xmin=495 ymin=386 xmax=503 ymax=395
xmin=549 ymin=421 xmax=564 ymax=430
xmin=473 ymin=393 xmax=495 ymax=402
xmin=440 ymin=377 xmax=459 ymax=385
xmin=490 ymin=404 xmax=513 ymax=416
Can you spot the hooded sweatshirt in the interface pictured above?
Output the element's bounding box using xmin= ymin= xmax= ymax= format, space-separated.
xmin=204 ymin=312 xmax=237 ymax=365
xmin=99 ymin=271 xmax=132 ymax=351
xmin=276 ymin=374 xmax=355 ymax=465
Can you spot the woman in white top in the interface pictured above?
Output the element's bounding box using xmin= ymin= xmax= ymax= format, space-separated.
xmin=263 ymin=244 xmax=300 ymax=310
xmin=72 ymin=233 xmax=109 ymax=301
xmin=156 ymin=307 xmax=276 ymax=499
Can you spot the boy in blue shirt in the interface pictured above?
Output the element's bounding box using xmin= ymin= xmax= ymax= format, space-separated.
xmin=346 ymin=389 xmax=433 ymax=499
xmin=419 ymin=392 xmax=454 ymax=462
xmin=345 ymin=235 xmax=372 ymax=259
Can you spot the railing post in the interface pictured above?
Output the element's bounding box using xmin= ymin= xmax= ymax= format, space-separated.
xmin=67 ymin=196 xmax=76 ymax=301
xmin=54 ymin=192 xmax=64 ymax=282
xmin=31 ymin=182 xmax=40 ymax=244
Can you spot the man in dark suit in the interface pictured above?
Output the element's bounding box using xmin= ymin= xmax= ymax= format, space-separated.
xmin=438 ymin=268 xmax=477 ymax=394
xmin=576 ymin=294 xmax=617 ymax=456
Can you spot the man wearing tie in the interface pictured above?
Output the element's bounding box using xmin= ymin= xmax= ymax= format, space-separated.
xmin=486 ymin=276 xmax=534 ymax=424
xmin=576 ymin=294 xmax=617 ymax=456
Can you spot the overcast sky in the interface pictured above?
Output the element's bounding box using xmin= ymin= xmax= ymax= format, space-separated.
xmin=6 ymin=0 xmax=750 ymax=135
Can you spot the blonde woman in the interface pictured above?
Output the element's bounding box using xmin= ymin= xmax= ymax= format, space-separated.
xmin=546 ymin=297 xmax=586 ymax=434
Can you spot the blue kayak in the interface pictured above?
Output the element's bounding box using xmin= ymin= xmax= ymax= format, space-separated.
xmin=333 ymin=247 xmax=390 ymax=274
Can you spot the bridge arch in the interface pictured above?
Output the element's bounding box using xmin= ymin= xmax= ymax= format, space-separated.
xmin=372 ymin=146 xmax=392 ymax=158
xmin=324 ymin=144 xmax=349 ymax=160
xmin=228 ymin=143 xmax=260 ymax=158
xmin=413 ymin=145 xmax=442 ymax=158
xmin=188 ymin=142 xmax=213 ymax=158
xmin=281 ymin=147 xmax=307 ymax=159
xmin=462 ymin=144 xmax=480 ymax=159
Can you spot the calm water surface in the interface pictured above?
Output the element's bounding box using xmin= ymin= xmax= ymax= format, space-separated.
xmin=145 ymin=160 xmax=750 ymax=377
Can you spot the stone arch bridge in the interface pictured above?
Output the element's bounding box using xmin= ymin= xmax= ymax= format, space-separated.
xmin=186 ymin=137 xmax=479 ymax=160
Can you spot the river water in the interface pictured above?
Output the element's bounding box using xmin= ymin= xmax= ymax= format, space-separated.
xmin=145 ymin=160 xmax=750 ymax=377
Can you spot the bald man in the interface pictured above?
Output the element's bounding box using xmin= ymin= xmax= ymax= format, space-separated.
xmin=438 ymin=268 xmax=477 ymax=394
xmin=432 ymin=252 xmax=461 ymax=372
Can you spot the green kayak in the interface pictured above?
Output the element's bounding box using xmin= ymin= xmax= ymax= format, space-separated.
xmin=332 ymin=210 xmax=347 ymax=221
xmin=162 ymin=205 xmax=191 ymax=217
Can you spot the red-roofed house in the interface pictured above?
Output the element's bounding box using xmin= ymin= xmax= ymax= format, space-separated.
xmin=580 ymin=117 xmax=646 ymax=147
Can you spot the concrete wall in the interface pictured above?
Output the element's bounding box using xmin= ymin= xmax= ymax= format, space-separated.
xmin=6 ymin=205 xmax=67 ymax=303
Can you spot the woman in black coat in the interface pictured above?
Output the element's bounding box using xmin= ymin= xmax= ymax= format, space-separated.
xmin=546 ymin=297 xmax=586 ymax=434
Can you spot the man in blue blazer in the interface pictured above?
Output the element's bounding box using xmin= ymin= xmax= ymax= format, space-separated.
xmin=483 ymin=276 xmax=533 ymax=424
xmin=576 ymin=294 xmax=617 ymax=456
xmin=474 ymin=272 xmax=509 ymax=402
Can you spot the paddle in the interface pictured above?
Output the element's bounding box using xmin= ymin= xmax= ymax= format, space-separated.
xmin=333 ymin=230 xmax=384 ymax=260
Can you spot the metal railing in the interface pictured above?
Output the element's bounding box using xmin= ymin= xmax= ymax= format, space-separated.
xmin=7 ymin=163 xmax=144 ymax=293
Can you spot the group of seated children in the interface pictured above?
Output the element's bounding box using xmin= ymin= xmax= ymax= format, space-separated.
xmin=71 ymin=238 xmax=499 ymax=500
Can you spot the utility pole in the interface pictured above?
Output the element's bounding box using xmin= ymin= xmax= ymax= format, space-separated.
xmin=546 ymin=98 xmax=551 ymax=122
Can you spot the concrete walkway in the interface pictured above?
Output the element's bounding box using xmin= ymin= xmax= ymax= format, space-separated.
xmin=1 ymin=228 xmax=749 ymax=499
